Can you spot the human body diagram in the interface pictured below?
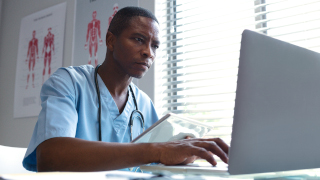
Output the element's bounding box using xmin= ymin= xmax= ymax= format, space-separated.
xmin=25 ymin=31 xmax=39 ymax=89
xmin=108 ymin=3 xmax=119 ymax=27
xmin=85 ymin=11 xmax=103 ymax=67
xmin=42 ymin=28 xmax=55 ymax=84
xmin=25 ymin=28 xmax=55 ymax=89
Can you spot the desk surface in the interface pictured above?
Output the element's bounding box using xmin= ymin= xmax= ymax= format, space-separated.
xmin=141 ymin=161 xmax=320 ymax=179
xmin=0 ymin=171 xmax=152 ymax=180
xmin=1 ymin=169 xmax=320 ymax=180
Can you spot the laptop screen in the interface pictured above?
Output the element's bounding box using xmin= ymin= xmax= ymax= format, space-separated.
xmin=229 ymin=29 xmax=320 ymax=174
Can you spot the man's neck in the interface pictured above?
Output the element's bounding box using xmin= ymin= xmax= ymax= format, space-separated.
xmin=97 ymin=61 xmax=132 ymax=114
xmin=97 ymin=61 xmax=132 ymax=98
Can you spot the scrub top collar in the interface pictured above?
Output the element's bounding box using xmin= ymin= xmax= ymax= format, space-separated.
xmin=95 ymin=73 xmax=135 ymax=142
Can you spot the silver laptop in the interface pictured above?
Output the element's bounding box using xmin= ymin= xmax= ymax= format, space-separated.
xmin=140 ymin=29 xmax=320 ymax=176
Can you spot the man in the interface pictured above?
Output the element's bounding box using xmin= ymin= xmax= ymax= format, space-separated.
xmin=42 ymin=27 xmax=55 ymax=84
xmin=85 ymin=10 xmax=103 ymax=67
xmin=25 ymin=30 xmax=39 ymax=89
xmin=23 ymin=6 xmax=228 ymax=172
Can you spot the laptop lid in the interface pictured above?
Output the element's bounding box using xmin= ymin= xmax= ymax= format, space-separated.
xmin=141 ymin=29 xmax=320 ymax=176
xmin=228 ymin=29 xmax=320 ymax=174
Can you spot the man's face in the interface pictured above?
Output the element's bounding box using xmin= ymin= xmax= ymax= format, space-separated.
xmin=111 ymin=16 xmax=160 ymax=79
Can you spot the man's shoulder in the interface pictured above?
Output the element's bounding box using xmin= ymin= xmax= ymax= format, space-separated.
xmin=43 ymin=65 xmax=95 ymax=94
xmin=53 ymin=65 xmax=95 ymax=81
xmin=62 ymin=64 xmax=94 ymax=71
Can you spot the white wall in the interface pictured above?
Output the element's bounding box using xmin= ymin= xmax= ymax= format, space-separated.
xmin=0 ymin=0 xmax=155 ymax=148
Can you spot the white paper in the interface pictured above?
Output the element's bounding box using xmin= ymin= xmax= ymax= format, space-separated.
xmin=14 ymin=2 xmax=66 ymax=118
xmin=72 ymin=0 xmax=138 ymax=67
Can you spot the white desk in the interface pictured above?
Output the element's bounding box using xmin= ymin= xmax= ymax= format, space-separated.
xmin=0 ymin=170 xmax=152 ymax=180
xmin=2 ymin=169 xmax=320 ymax=180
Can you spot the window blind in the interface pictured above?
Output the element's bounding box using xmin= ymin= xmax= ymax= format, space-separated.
xmin=154 ymin=0 xmax=320 ymax=145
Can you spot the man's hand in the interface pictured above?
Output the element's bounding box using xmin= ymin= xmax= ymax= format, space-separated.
xmin=155 ymin=138 xmax=229 ymax=166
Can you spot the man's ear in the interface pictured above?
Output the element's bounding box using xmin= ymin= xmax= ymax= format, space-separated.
xmin=106 ymin=31 xmax=116 ymax=51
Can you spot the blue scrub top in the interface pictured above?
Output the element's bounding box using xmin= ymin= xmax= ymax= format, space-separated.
xmin=22 ymin=65 xmax=159 ymax=172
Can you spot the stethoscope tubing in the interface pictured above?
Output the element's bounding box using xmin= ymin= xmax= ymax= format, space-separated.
xmin=94 ymin=64 xmax=144 ymax=141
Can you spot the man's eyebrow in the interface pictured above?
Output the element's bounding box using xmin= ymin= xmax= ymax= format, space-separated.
xmin=132 ymin=33 xmax=147 ymax=39
xmin=153 ymin=40 xmax=160 ymax=45
xmin=132 ymin=33 xmax=160 ymax=44
xmin=153 ymin=39 xmax=160 ymax=45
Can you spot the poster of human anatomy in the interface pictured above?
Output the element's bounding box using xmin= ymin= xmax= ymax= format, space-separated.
xmin=14 ymin=2 xmax=66 ymax=118
xmin=73 ymin=0 xmax=138 ymax=67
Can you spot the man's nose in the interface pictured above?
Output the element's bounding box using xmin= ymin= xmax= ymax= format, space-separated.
xmin=142 ymin=44 xmax=155 ymax=59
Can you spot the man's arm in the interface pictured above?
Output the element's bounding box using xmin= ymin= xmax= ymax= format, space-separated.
xmin=36 ymin=137 xmax=228 ymax=172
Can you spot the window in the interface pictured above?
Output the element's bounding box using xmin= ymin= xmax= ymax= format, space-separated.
xmin=155 ymin=0 xmax=320 ymax=145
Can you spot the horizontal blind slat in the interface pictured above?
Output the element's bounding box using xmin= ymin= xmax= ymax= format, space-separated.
xmin=158 ymin=92 xmax=236 ymax=101
xmin=160 ymin=76 xmax=237 ymax=86
xmin=156 ymin=0 xmax=320 ymax=146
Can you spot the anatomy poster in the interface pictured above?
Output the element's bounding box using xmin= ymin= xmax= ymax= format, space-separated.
xmin=73 ymin=0 xmax=138 ymax=67
xmin=14 ymin=2 xmax=66 ymax=118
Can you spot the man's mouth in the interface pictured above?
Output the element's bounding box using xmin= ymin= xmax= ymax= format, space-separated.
xmin=136 ymin=62 xmax=150 ymax=68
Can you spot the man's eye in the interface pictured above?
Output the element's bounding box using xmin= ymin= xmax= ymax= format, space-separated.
xmin=153 ymin=45 xmax=159 ymax=49
xmin=135 ymin=38 xmax=143 ymax=42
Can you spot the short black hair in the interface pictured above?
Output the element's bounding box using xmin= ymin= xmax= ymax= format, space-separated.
xmin=108 ymin=6 xmax=159 ymax=36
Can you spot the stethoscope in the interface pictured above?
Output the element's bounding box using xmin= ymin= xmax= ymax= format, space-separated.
xmin=94 ymin=64 xmax=145 ymax=141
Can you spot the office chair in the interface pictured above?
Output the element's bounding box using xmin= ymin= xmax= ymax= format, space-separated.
xmin=0 ymin=145 xmax=33 ymax=174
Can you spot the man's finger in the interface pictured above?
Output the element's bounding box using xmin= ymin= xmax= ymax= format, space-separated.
xmin=192 ymin=141 xmax=228 ymax=164
xmin=189 ymin=146 xmax=217 ymax=166
xmin=212 ymin=138 xmax=229 ymax=155
xmin=206 ymin=141 xmax=229 ymax=164
xmin=188 ymin=138 xmax=229 ymax=155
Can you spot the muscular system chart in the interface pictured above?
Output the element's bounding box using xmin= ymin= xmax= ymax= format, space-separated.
xmin=14 ymin=2 xmax=66 ymax=118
